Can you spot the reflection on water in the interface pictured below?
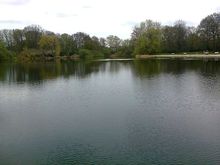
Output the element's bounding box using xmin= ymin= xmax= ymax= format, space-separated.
xmin=1 ymin=60 xmax=220 ymax=164
xmin=1 ymin=60 xmax=220 ymax=84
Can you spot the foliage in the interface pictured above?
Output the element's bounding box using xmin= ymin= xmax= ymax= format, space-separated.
xmin=39 ymin=35 xmax=60 ymax=57
xmin=23 ymin=25 xmax=43 ymax=49
xmin=106 ymin=35 xmax=122 ymax=53
xmin=162 ymin=21 xmax=188 ymax=53
xmin=133 ymin=20 xmax=162 ymax=55
xmin=1 ymin=12 xmax=220 ymax=61
xmin=60 ymin=33 xmax=77 ymax=56
xmin=78 ymin=49 xmax=105 ymax=59
xmin=198 ymin=13 xmax=220 ymax=51
xmin=117 ymin=40 xmax=133 ymax=58
xmin=17 ymin=48 xmax=45 ymax=62
xmin=0 ymin=41 xmax=13 ymax=61
xmin=13 ymin=29 xmax=25 ymax=52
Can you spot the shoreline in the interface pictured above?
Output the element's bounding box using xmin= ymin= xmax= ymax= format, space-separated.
xmin=136 ymin=54 xmax=220 ymax=59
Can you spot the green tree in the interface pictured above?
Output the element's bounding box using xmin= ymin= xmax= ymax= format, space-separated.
xmin=162 ymin=26 xmax=176 ymax=53
xmin=186 ymin=27 xmax=201 ymax=52
xmin=83 ymin=36 xmax=99 ymax=50
xmin=24 ymin=25 xmax=43 ymax=49
xmin=60 ymin=33 xmax=77 ymax=56
xmin=90 ymin=36 xmax=101 ymax=50
xmin=13 ymin=29 xmax=25 ymax=52
xmin=173 ymin=20 xmax=188 ymax=52
xmin=198 ymin=13 xmax=220 ymax=51
xmin=0 ymin=41 xmax=11 ymax=61
xmin=118 ymin=39 xmax=133 ymax=57
xmin=73 ymin=32 xmax=90 ymax=49
xmin=99 ymin=38 xmax=106 ymax=47
xmin=106 ymin=35 xmax=121 ymax=53
xmin=133 ymin=20 xmax=162 ymax=55
xmin=39 ymin=35 xmax=60 ymax=57
xmin=0 ymin=29 xmax=14 ymax=50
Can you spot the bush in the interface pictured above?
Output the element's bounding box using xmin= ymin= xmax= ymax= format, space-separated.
xmin=78 ymin=49 xmax=105 ymax=59
xmin=0 ymin=42 xmax=13 ymax=61
xmin=17 ymin=48 xmax=43 ymax=62
xmin=78 ymin=49 xmax=93 ymax=59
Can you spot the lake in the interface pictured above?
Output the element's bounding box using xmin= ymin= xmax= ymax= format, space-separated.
xmin=1 ymin=59 xmax=220 ymax=165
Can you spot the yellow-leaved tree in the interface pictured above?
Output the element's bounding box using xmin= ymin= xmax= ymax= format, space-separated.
xmin=39 ymin=35 xmax=60 ymax=57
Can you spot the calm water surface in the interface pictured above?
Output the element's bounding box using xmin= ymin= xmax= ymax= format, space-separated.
xmin=1 ymin=60 xmax=220 ymax=165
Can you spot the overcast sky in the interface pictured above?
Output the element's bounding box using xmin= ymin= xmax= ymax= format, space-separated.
xmin=0 ymin=0 xmax=220 ymax=39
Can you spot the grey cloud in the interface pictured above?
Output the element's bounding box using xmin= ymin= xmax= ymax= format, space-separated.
xmin=56 ymin=13 xmax=78 ymax=18
xmin=0 ymin=20 xmax=23 ymax=24
xmin=82 ymin=5 xmax=92 ymax=9
xmin=0 ymin=0 xmax=31 ymax=5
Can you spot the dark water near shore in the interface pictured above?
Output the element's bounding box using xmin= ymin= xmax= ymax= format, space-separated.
xmin=1 ymin=59 xmax=220 ymax=165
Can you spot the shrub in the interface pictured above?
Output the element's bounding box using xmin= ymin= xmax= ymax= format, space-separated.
xmin=0 ymin=42 xmax=13 ymax=61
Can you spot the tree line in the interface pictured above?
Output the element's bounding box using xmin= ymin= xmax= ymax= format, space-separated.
xmin=132 ymin=12 xmax=220 ymax=55
xmin=0 ymin=12 xmax=220 ymax=61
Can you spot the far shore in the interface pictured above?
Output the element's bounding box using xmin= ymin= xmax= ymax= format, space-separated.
xmin=136 ymin=54 xmax=220 ymax=59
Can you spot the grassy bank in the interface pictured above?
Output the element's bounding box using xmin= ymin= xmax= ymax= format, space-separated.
xmin=136 ymin=54 xmax=220 ymax=59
